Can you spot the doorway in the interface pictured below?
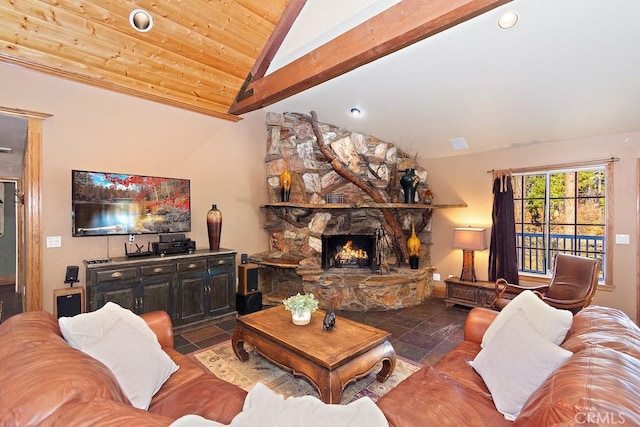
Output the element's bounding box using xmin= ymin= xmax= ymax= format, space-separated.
xmin=0 ymin=180 xmax=19 ymax=322
xmin=0 ymin=107 xmax=50 ymax=313
xmin=0 ymin=181 xmax=17 ymax=288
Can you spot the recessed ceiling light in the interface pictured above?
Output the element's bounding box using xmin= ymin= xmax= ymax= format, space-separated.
xmin=350 ymin=108 xmax=362 ymax=117
xmin=130 ymin=9 xmax=153 ymax=32
xmin=498 ymin=11 xmax=518 ymax=29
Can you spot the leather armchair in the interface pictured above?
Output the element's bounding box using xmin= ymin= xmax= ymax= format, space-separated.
xmin=494 ymin=253 xmax=601 ymax=314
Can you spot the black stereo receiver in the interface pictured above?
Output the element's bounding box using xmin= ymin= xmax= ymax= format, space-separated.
xmin=152 ymin=239 xmax=196 ymax=256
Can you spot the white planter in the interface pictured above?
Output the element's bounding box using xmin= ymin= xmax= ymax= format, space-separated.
xmin=291 ymin=311 xmax=311 ymax=325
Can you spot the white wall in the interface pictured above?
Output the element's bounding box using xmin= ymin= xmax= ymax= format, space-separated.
xmin=424 ymin=133 xmax=640 ymax=321
xmin=0 ymin=62 xmax=270 ymax=313
xmin=2 ymin=60 xmax=637 ymax=321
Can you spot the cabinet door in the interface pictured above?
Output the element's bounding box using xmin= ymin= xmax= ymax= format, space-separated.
xmin=89 ymin=266 xmax=138 ymax=311
xmin=99 ymin=281 xmax=138 ymax=312
xmin=140 ymin=275 xmax=173 ymax=315
xmin=206 ymin=265 xmax=233 ymax=316
xmin=139 ymin=263 xmax=176 ymax=316
xmin=177 ymin=273 xmax=206 ymax=324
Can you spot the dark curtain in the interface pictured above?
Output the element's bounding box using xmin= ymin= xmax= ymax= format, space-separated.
xmin=488 ymin=170 xmax=519 ymax=284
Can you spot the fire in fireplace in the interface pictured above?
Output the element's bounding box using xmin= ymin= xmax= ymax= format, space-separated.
xmin=321 ymin=234 xmax=377 ymax=270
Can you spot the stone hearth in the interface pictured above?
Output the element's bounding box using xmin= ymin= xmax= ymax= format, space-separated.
xmin=252 ymin=251 xmax=434 ymax=311
xmin=252 ymin=112 xmax=443 ymax=311
xmin=304 ymin=266 xmax=432 ymax=311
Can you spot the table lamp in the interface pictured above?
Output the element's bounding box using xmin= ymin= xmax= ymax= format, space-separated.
xmin=453 ymin=227 xmax=487 ymax=282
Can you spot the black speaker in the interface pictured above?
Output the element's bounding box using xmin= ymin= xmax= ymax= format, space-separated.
xmin=238 ymin=263 xmax=259 ymax=295
xmin=236 ymin=292 xmax=262 ymax=315
xmin=54 ymin=287 xmax=85 ymax=319
xmin=64 ymin=265 xmax=79 ymax=285
xmin=56 ymin=293 xmax=82 ymax=318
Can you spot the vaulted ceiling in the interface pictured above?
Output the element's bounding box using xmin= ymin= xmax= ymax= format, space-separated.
xmin=0 ymin=0 xmax=508 ymax=121
xmin=1 ymin=0 xmax=639 ymax=164
xmin=268 ymin=0 xmax=640 ymax=159
xmin=0 ymin=0 xmax=295 ymax=121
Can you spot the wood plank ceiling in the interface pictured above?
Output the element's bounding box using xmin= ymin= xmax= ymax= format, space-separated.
xmin=0 ymin=0 xmax=510 ymax=121
xmin=0 ymin=0 xmax=293 ymax=121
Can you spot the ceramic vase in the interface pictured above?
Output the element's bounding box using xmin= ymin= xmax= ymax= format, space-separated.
xmin=292 ymin=311 xmax=311 ymax=326
xmin=207 ymin=204 xmax=222 ymax=250
xmin=400 ymin=168 xmax=418 ymax=203
xmin=279 ymin=165 xmax=292 ymax=202
xmin=407 ymin=222 xmax=421 ymax=269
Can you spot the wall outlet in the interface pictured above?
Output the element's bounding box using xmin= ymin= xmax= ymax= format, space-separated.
xmin=46 ymin=236 xmax=62 ymax=248
xmin=615 ymin=234 xmax=630 ymax=244
xmin=433 ymin=273 xmax=441 ymax=281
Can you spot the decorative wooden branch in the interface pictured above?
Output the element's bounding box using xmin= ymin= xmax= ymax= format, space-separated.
xmin=415 ymin=210 xmax=433 ymax=234
xmin=307 ymin=111 xmax=411 ymax=263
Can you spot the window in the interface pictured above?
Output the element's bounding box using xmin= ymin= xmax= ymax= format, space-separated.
xmin=512 ymin=165 xmax=609 ymax=283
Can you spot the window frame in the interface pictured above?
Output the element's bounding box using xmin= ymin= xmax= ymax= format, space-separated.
xmin=510 ymin=161 xmax=613 ymax=290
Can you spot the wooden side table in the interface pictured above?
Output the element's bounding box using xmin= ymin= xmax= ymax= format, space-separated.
xmin=444 ymin=277 xmax=496 ymax=309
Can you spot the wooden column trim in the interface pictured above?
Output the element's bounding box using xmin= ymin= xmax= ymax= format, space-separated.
xmin=1 ymin=106 xmax=52 ymax=312
xmin=23 ymin=116 xmax=44 ymax=311
xmin=0 ymin=106 xmax=51 ymax=120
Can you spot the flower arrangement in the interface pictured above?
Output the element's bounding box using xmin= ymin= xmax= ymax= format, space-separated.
xmin=421 ymin=187 xmax=435 ymax=203
xmin=283 ymin=293 xmax=319 ymax=316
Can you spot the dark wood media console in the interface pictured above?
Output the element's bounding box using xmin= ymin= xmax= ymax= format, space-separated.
xmin=85 ymin=249 xmax=236 ymax=326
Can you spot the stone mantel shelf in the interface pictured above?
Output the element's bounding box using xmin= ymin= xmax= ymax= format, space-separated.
xmin=262 ymin=202 xmax=467 ymax=209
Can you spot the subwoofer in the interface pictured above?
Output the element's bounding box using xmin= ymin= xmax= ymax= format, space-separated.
xmin=238 ymin=263 xmax=259 ymax=295
xmin=53 ymin=286 xmax=85 ymax=319
xmin=236 ymin=292 xmax=262 ymax=315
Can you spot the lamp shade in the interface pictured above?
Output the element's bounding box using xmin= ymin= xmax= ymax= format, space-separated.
xmin=453 ymin=227 xmax=487 ymax=250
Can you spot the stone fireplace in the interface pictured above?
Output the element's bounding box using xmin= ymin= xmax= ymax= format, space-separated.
xmin=250 ymin=112 xmax=459 ymax=311
xmin=321 ymin=233 xmax=377 ymax=270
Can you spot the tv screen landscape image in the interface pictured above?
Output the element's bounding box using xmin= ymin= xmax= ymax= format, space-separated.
xmin=72 ymin=170 xmax=191 ymax=236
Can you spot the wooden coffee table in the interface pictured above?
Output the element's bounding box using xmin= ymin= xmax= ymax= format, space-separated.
xmin=231 ymin=305 xmax=396 ymax=404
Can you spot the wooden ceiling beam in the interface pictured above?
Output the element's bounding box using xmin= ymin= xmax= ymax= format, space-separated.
xmin=229 ymin=0 xmax=511 ymax=115
xmin=250 ymin=0 xmax=307 ymax=81
xmin=234 ymin=0 xmax=307 ymax=104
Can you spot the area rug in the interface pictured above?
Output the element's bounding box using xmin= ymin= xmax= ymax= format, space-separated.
xmin=190 ymin=340 xmax=422 ymax=404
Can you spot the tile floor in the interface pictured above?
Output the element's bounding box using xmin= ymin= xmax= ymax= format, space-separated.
xmin=175 ymin=296 xmax=470 ymax=366
xmin=0 ymin=287 xmax=470 ymax=366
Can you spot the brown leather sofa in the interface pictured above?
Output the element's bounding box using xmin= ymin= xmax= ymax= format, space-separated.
xmin=0 ymin=310 xmax=246 ymax=426
xmin=3 ymin=305 xmax=639 ymax=426
xmin=377 ymin=305 xmax=640 ymax=426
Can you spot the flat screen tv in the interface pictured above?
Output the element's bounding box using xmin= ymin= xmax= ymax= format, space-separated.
xmin=72 ymin=170 xmax=191 ymax=236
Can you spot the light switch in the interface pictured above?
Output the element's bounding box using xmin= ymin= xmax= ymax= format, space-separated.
xmin=46 ymin=236 xmax=62 ymax=248
xmin=433 ymin=273 xmax=441 ymax=281
xmin=615 ymin=234 xmax=630 ymax=245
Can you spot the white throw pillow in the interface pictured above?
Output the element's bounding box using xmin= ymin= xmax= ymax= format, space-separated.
xmin=82 ymin=318 xmax=179 ymax=410
xmin=482 ymin=290 xmax=572 ymax=347
xmin=59 ymin=301 xmax=158 ymax=350
xmin=471 ymin=308 xmax=572 ymax=421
